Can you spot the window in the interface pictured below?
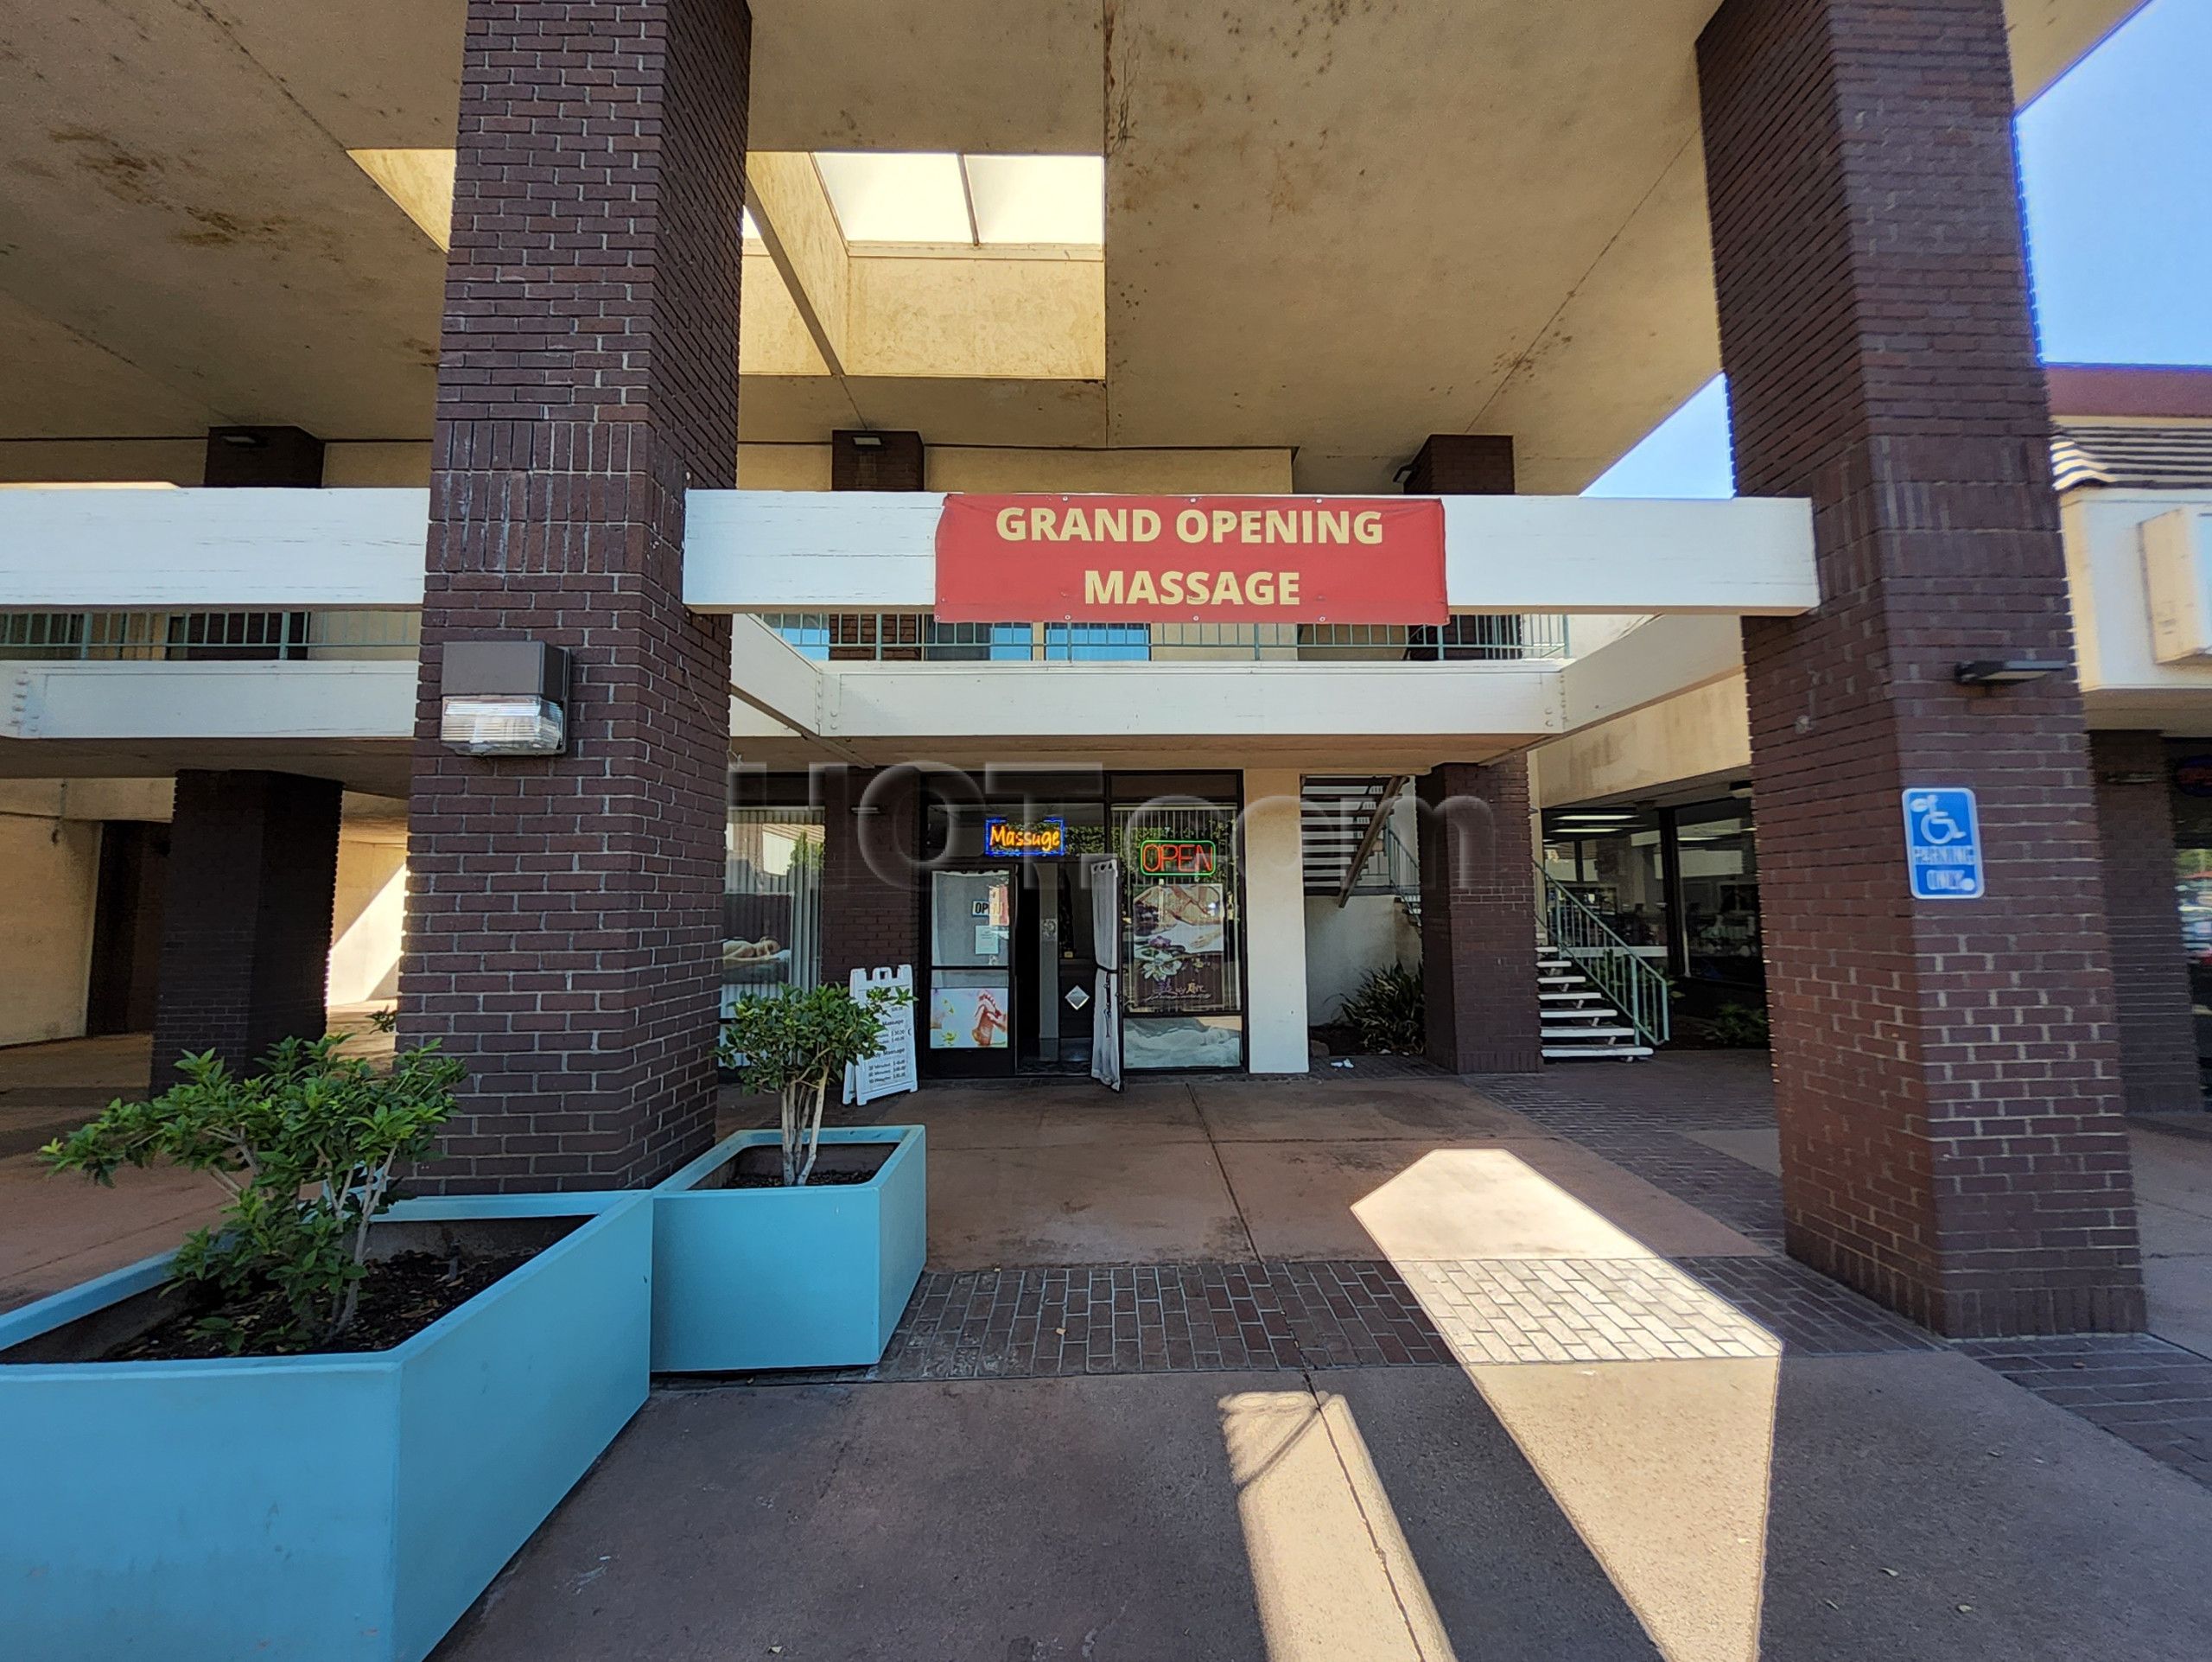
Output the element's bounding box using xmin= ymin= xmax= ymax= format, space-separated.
xmin=724 ymin=808 xmax=824 ymax=1015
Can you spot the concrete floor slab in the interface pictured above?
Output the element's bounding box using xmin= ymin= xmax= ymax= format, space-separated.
xmin=2130 ymin=1124 xmax=2212 ymax=1219
xmin=0 ymin=1151 xmax=219 ymax=1312
xmin=1192 ymin=1074 xmax=1540 ymax=1142
xmin=1218 ymin=1136 xmax=1770 ymax=1261
xmin=435 ymin=1353 xmax=2212 ymax=1662
xmin=1681 ymin=1125 xmax=1783 ymax=1176
xmin=925 ymin=1141 xmax=1254 ymax=1268
xmin=435 ymin=1374 xmax=1283 ymax=1662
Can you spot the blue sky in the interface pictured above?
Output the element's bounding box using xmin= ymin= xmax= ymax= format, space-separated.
xmin=1586 ymin=0 xmax=2212 ymax=499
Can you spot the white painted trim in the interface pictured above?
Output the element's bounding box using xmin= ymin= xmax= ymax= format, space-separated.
xmin=680 ymin=490 xmax=1819 ymax=616
xmin=0 ymin=486 xmax=1817 ymax=621
xmin=3 ymin=661 xmax=415 ymax=741
xmin=823 ymin=661 xmax=1564 ymax=741
xmin=0 ymin=488 xmax=429 ymax=608
xmin=1556 ymin=614 xmax=1746 ymax=732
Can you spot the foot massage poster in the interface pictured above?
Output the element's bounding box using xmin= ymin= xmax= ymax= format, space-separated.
xmin=1129 ymin=882 xmax=1228 ymax=1008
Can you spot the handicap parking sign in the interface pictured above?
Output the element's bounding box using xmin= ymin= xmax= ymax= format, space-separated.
xmin=1901 ymin=787 xmax=1984 ymax=900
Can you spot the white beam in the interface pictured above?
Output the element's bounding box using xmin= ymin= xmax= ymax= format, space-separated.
xmin=1556 ymin=614 xmax=1745 ymax=732
xmin=826 ymin=661 xmax=1564 ymax=742
xmin=680 ymin=490 xmax=1819 ymax=616
xmin=0 ymin=488 xmax=428 ymax=609
xmin=3 ymin=661 xmax=415 ymax=741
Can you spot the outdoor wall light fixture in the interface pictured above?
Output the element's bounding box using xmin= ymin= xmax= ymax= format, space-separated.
xmin=848 ymin=433 xmax=885 ymax=449
xmin=1954 ymin=658 xmax=2066 ymax=686
xmin=439 ymin=640 xmax=572 ymax=756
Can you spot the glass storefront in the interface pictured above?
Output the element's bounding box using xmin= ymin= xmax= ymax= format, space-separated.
xmin=1116 ymin=798 xmax=1243 ymax=1069
xmin=722 ymin=806 xmax=824 ymax=1016
xmin=1540 ymin=793 xmax=1763 ymax=1016
xmin=922 ymin=774 xmax=1245 ymax=1075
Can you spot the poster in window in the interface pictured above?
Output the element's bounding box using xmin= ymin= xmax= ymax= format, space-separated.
xmin=1134 ymin=882 xmax=1225 ymax=955
xmin=929 ymin=982 xmax=1011 ymax=1049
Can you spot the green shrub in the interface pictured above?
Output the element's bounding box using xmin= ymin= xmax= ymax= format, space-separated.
xmin=1704 ymin=1002 xmax=1770 ymax=1048
xmin=41 ymin=1036 xmax=463 ymax=1353
xmin=720 ymin=984 xmax=912 ymax=1186
xmin=1341 ymin=961 xmax=1426 ymax=1054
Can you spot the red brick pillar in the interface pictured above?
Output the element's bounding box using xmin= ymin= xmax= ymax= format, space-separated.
xmin=1407 ymin=435 xmax=1541 ymax=1073
xmin=2091 ymin=730 xmax=2201 ymax=1114
xmin=151 ymin=770 xmax=342 ymax=1086
xmin=400 ymin=0 xmax=748 ymax=1193
xmin=1700 ymin=0 xmax=2144 ymax=1333
xmin=1418 ymin=760 xmax=1543 ymax=1073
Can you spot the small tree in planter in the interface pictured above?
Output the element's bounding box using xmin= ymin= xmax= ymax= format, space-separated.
xmin=40 ymin=1035 xmax=463 ymax=1353
xmin=718 ymin=984 xmax=910 ymax=1186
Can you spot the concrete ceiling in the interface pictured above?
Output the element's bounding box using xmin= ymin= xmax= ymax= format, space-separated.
xmin=0 ymin=1 xmax=2145 ymax=483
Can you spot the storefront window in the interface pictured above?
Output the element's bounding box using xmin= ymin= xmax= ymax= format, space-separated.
xmin=723 ymin=807 xmax=823 ymax=1016
xmin=1116 ymin=799 xmax=1243 ymax=1068
xmin=1675 ymin=800 xmax=1761 ymax=990
xmin=1540 ymin=794 xmax=1764 ymax=1014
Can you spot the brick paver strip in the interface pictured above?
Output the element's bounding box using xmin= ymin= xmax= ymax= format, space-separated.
xmin=674 ymin=1251 xmax=1938 ymax=1387
xmin=1963 ymin=1334 xmax=2212 ymax=1490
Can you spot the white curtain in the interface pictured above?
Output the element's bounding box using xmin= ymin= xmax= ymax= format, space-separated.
xmin=1090 ymin=856 xmax=1122 ymax=1092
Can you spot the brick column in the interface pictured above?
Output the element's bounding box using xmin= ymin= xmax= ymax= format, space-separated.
xmin=817 ymin=766 xmax=922 ymax=987
xmin=1418 ymin=760 xmax=1543 ymax=1073
xmin=1406 ymin=434 xmax=1541 ymax=1073
xmin=1700 ymin=0 xmax=2144 ymax=1333
xmin=2090 ymin=730 xmax=2200 ymax=1113
xmin=1403 ymin=433 xmax=1513 ymax=496
xmin=399 ymin=0 xmax=748 ymax=1193
xmin=151 ymin=770 xmax=341 ymax=1086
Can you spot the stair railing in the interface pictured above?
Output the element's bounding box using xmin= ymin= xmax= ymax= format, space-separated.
xmin=1536 ymin=866 xmax=1671 ymax=1048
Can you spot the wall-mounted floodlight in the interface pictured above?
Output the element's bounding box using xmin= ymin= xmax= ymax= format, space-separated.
xmin=439 ymin=640 xmax=571 ymax=756
xmin=1954 ymin=659 xmax=2065 ymax=686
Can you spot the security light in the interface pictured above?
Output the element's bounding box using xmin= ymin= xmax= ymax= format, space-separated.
xmin=439 ymin=640 xmax=571 ymax=757
xmin=1955 ymin=658 xmax=2065 ymax=685
xmin=849 ymin=433 xmax=886 ymax=449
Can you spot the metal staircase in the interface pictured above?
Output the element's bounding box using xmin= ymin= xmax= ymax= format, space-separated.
xmin=1300 ymin=776 xmax=1407 ymax=897
xmin=1536 ymin=868 xmax=1668 ymax=1060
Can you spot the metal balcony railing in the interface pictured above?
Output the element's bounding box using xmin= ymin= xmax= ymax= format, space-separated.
xmin=762 ymin=613 xmax=1571 ymax=663
xmin=0 ymin=610 xmax=422 ymax=661
xmin=1537 ymin=865 xmax=1672 ymax=1048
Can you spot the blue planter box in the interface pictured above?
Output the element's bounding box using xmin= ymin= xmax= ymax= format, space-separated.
xmin=650 ymin=1124 xmax=926 ymax=1372
xmin=0 ymin=1191 xmax=652 ymax=1662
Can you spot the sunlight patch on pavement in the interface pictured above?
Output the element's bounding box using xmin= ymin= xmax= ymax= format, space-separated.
xmin=1353 ymin=1145 xmax=1781 ymax=1662
xmin=1220 ymin=1389 xmax=1457 ymax=1662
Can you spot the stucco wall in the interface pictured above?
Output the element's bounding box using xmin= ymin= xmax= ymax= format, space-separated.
xmin=1305 ymin=894 xmax=1421 ymax=1024
xmin=0 ymin=812 xmax=102 ymax=1045
xmin=327 ymin=837 xmax=407 ymax=1005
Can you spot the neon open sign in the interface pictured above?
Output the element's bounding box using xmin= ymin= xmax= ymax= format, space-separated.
xmin=1136 ymin=838 xmax=1217 ymax=875
xmin=984 ymin=817 xmax=1065 ymax=857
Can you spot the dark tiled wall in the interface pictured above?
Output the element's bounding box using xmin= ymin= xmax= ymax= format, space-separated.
xmin=817 ymin=767 xmax=924 ymax=988
xmin=1700 ymin=0 xmax=2143 ymax=1333
xmin=1418 ymin=760 xmax=1543 ymax=1073
xmin=399 ymin=0 xmax=749 ymax=1192
xmin=151 ymin=770 xmax=341 ymax=1086
xmin=2090 ymin=730 xmax=2201 ymax=1113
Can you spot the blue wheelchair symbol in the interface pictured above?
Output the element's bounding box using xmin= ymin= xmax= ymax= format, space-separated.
xmin=1901 ymin=788 xmax=1984 ymax=900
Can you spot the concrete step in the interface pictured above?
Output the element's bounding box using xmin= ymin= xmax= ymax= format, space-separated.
xmin=1540 ymin=1022 xmax=1638 ymax=1039
xmin=1543 ymin=1044 xmax=1655 ymax=1060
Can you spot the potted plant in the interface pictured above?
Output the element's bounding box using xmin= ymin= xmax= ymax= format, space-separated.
xmin=650 ymin=983 xmax=925 ymax=1372
xmin=0 ymin=1037 xmax=653 ymax=1662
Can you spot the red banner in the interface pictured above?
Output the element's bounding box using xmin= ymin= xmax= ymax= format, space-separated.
xmin=933 ymin=494 xmax=1447 ymax=625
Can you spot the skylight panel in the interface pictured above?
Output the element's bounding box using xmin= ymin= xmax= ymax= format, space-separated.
xmin=963 ymin=156 xmax=1104 ymax=245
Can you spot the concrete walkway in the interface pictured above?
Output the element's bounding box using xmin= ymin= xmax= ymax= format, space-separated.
xmin=431 ymin=1060 xmax=2212 ymax=1662
xmin=13 ymin=1039 xmax=2212 ymax=1658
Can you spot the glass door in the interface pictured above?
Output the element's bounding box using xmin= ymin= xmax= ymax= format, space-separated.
xmin=927 ymin=869 xmax=1015 ymax=1073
